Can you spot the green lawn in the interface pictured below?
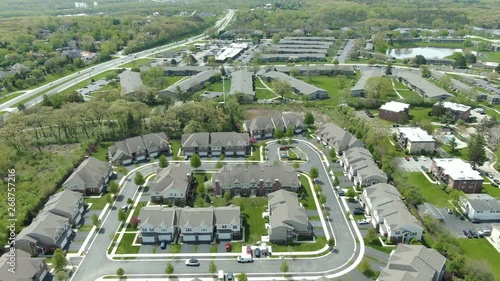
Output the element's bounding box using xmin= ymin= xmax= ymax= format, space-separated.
xmin=254 ymin=79 xmax=276 ymax=100
xmin=210 ymin=245 xmax=218 ymax=253
xmin=482 ymin=184 xmax=500 ymax=200
xmin=481 ymin=51 xmax=500 ymax=63
xmin=169 ymin=244 xmax=182 ymax=254
xmin=295 ymin=75 xmax=357 ymax=106
xmin=92 ymin=142 xmax=113 ymax=161
xmin=0 ymin=91 xmax=26 ymax=104
xmin=440 ymin=145 xmax=469 ymax=161
xmin=270 ymin=236 xmax=326 ymax=252
xmin=299 ymin=175 xmax=317 ymax=210
xmin=165 ymin=76 xmax=186 ymax=86
xmin=85 ymin=196 xmax=109 ymax=210
xmin=78 ymin=224 xmax=94 ymax=231
xmin=458 ymin=239 xmax=500 ymax=280
xmin=170 ymin=140 xmax=181 ymax=159
xmin=232 ymin=197 xmax=268 ymax=243
xmin=119 ymin=58 xmax=154 ymax=68
xmin=364 ymin=238 xmax=395 ymax=255
xmin=115 ymin=233 xmax=140 ymax=254
xmin=402 ymin=172 xmax=451 ymax=208
xmin=409 ymin=107 xmax=433 ymax=123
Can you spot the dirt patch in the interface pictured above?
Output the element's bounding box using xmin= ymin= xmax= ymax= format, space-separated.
xmin=245 ymin=108 xmax=280 ymax=119
xmin=43 ymin=143 xmax=82 ymax=155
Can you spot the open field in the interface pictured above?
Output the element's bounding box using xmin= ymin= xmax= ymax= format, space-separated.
xmin=458 ymin=239 xmax=500 ymax=279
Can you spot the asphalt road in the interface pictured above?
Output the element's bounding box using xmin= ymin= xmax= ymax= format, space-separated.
xmin=0 ymin=10 xmax=235 ymax=113
xmin=69 ymin=139 xmax=364 ymax=281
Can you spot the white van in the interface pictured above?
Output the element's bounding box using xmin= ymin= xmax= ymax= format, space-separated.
xmin=237 ymin=255 xmax=253 ymax=263
xmin=218 ymin=270 xmax=224 ymax=281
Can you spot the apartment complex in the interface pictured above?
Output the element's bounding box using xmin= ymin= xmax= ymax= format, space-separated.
xmin=430 ymin=158 xmax=483 ymax=193
xmin=396 ymin=127 xmax=436 ymax=154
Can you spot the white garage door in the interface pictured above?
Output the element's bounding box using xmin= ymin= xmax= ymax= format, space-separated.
xmin=74 ymin=214 xmax=82 ymax=225
xmin=141 ymin=236 xmax=156 ymax=243
xmin=158 ymin=234 xmax=172 ymax=241
xmin=38 ymin=268 xmax=48 ymax=281
xmin=183 ymin=235 xmax=196 ymax=242
xmin=236 ymin=151 xmax=245 ymax=156
xmin=59 ymin=237 xmax=68 ymax=249
xmin=136 ymin=156 xmax=146 ymax=161
xmin=149 ymin=152 xmax=158 ymax=158
xmin=185 ymin=151 xmax=193 ymax=156
xmin=122 ymin=159 xmax=133 ymax=165
xmin=199 ymin=152 xmax=208 ymax=157
xmin=218 ymin=232 xmax=231 ymax=240
xmin=212 ymin=151 xmax=221 ymax=156
xmin=198 ymin=235 xmax=212 ymax=242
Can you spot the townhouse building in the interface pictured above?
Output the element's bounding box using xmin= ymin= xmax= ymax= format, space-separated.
xmin=108 ymin=132 xmax=170 ymax=165
xmin=62 ymin=156 xmax=113 ymax=195
xmin=181 ymin=132 xmax=250 ymax=157
xmin=149 ymin=163 xmax=194 ymax=205
xmin=316 ymin=122 xmax=364 ymax=153
xmin=243 ymin=112 xmax=305 ymax=139
xmin=459 ymin=194 xmax=500 ymax=222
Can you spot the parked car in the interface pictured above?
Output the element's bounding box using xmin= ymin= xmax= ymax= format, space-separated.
xmin=470 ymin=229 xmax=479 ymax=238
xmin=237 ymin=255 xmax=253 ymax=263
xmin=413 ymin=156 xmax=418 ymax=161
xmin=459 ymin=215 xmax=465 ymax=220
xmin=353 ymin=209 xmax=364 ymax=215
xmin=121 ymin=205 xmax=129 ymax=212
xmin=254 ymin=248 xmax=261 ymax=258
xmin=225 ymin=243 xmax=231 ymax=252
xmin=494 ymin=179 xmax=500 ymax=185
xmin=405 ymin=156 xmax=410 ymax=161
xmin=478 ymin=229 xmax=491 ymax=237
xmin=420 ymin=156 xmax=426 ymax=161
xmin=446 ymin=208 xmax=453 ymax=214
xmin=185 ymin=259 xmax=200 ymax=266
xmin=421 ymin=166 xmax=428 ymax=172
xmin=463 ymin=230 xmax=471 ymax=238
xmin=227 ymin=273 xmax=234 ymax=281
xmin=358 ymin=219 xmax=370 ymax=225
xmin=160 ymin=240 xmax=167 ymax=250
xmin=279 ymin=146 xmax=288 ymax=151
xmin=337 ymin=189 xmax=345 ymax=196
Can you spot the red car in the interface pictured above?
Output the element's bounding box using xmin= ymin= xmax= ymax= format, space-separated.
xmin=246 ymin=246 xmax=252 ymax=255
xmin=225 ymin=243 xmax=231 ymax=252
xmin=279 ymin=146 xmax=288 ymax=151
xmin=404 ymin=156 xmax=410 ymax=161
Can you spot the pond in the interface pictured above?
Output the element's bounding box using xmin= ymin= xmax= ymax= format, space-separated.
xmin=386 ymin=47 xmax=463 ymax=59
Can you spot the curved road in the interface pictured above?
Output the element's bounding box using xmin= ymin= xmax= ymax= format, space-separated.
xmin=69 ymin=139 xmax=364 ymax=281
xmin=0 ymin=10 xmax=235 ymax=113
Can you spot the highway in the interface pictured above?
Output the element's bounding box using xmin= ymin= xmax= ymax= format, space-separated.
xmin=69 ymin=138 xmax=364 ymax=281
xmin=0 ymin=9 xmax=235 ymax=113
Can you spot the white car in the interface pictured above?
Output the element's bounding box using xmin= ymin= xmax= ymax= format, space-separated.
xmin=185 ymin=259 xmax=199 ymax=266
xmin=358 ymin=219 xmax=370 ymax=225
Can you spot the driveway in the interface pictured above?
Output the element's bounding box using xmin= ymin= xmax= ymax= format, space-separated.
xmin=198 ymin=243 xmax=211 ymax=253
xmin=436 ymin=207 xmax=493 ymax=238
xmin=181 ymin=243 xmax=195 ymax=253
xmin=139 ymin=244 xmax=158 ymax=254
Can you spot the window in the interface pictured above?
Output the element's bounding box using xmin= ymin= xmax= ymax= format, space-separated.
xmin=222 ymin=225 xmax=227 ymax=229
xmin=185 ymin=228 xmax=192 ymax=232
xmin=201 ymin=228 xmax=207 ymax=232
xmin=233 ymin=225 xmax=238 ymax=229
xmin=149 ymin=228 xmax=155 ymax=231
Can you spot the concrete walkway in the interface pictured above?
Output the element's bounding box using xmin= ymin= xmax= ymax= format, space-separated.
xmin=390 ymin=77 xmax=404 ymax=99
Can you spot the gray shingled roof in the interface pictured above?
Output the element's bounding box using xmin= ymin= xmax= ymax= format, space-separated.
xmin=276 ymin=65 xmax=355 ymax=75
xmin=63 ymin=156 xmax=111 ymax=187
xmin=281 ymin=112 xmax=305 ymax=130
xmin=384 ymin=207 xmax=422 ymax=231
xmin=150 ymin=163 xmax=192 ymax=196
xmin=212 ymin=163 xmax=300 ymax=188
xmin=397 ymin=71 xmax=453 ymax=99
xmin=316 ymin=122 xmax=363 ymax=151
xmin=260 ymin=54 xmax=326 ymax=61
xmin=162 ymin=66 xmax=210 ymax=75
xmin=214 ymin=204 xmax=241 ymax=225
xmin=379 ymin=245 xmax=446 ymax=281
xmin=17 ymin=212 xmax=69 ymax=243
xmin=283 ymin=36 xmax=335 ymax=42
xmin=279 ymin=40 xmax=333 ymax=46
xmin=276 ymin=44 xmax=331 ymax=49
xmin=210 ymin=132 xmax=250 ymax=147
xmin=178 ymin=207 xmax=214 ymax=228
xmin=118 ymin=70 xmax=144 ymax=96
xmin=343 ymin=147 xmax=373 ymax=165
xmin=268 ymin=190 xmax=309 ymax=232
xmin=161 ymin=69 xmax=219 ymax=95
xmin=351 ymin=69 xmax=384 ymax=93
xmin=42 ymin=190 xmax=82 ymax=215
xmin=142 ymin=132 xmax=169 ymax=151
xmin=356 ymin=161 xmax=387 ymax=182
xmin=465 ymin=194 xmax=500 ymax=211
xmin=181 ymin=133 xmax=210 ymax=148
xmin=244 ymin=116 xmax=274 ymax=132
xmin=230 ymin=70 xmax=255 ymax=97
xmin=0 ymin=250 xmax=45 ymax=280
xmin=262 ymin=71 xmax=327 ymax=97
xmin=138 ymin=206 xmax=178 ymax=228
xmin=270 ymin=47 xmax=329 ymax=54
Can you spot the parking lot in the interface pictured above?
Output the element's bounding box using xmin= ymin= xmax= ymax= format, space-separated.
xmin=395 ymin=157 xmax=432 ymax=172
xmin=437 ymin=207 xmax=493 ymax=238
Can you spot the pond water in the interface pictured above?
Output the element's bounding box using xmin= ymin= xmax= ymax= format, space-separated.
xmin=386 ymin=47 xmax=463 ymax=59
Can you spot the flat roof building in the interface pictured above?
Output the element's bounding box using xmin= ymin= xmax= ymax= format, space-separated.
xmin=431 ymin=158 xmax=483 ymax=193
xmin=397 ymin=127 xmax=435 ymax=154
xmin=379 ymin=101 xmax=410 ymax=123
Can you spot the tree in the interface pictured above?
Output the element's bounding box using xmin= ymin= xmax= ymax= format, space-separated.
xmin=116 ymin=268 xmax=124 ymax=278
xmin=385 ymin=62 xmax=392 ymax=75
xmin=237 ymin=272 xmax=248 ymax=281
xmin=208 ymin=261 xmax=217 ymax=276
xmin=55 ymin=270 xmax=68 ymax=281
xmin=165 ymin=262 xmax=174 ymax=275
xmin=329 ymin=149 xmax=337 ymax=160
xmin=449 ymin=189 xmax=465 ymax=209
xmin=91 ymin=213 xmax=100 ymax=227
xmin=285 ymin=127 xmax=294 ymax=138
xmin=468 ymin=134 xmax=487 ymax=168
xmin=453 ymin=53 xmax=467 ymax=69
xmin=449 ymin=137 xmax=458 ymax=153
xmin=318 ymin=194 xmax=326 ymax=205
xmin=333 ymin=59 xmax=339 ymax=65
xmin=365 ymin=228 xmax=378 ymax=244
xmin=414 ymin=55 xmax=427 ymax=66
xmin=274 ymin=128 xmax=284 ymax=139
xmin=419 ymin=65 xmax=431 ymax=78
xmin=52 ymin=248 xmax=67 ymax=272
xmin=272 ymin=80 xmax=291 ymax=102
xmin=223 ymin=191 xmax=232 ymax=202
xmin=365 ymin=77 xmax=392 ymax=103
xmin=327 ymin=238 xmax=335 ymax=249
xmin=346 ymin=188 xmax=357 ymax=200
xmin=359 ymin=259 xmax=376 ymax=278
xmin=190 ymin=153 xmax=201 ymax=169
xmin=127 ymin=198 xmax=134 ymax=205
xmin=118 ymin=209 xmax=126 ymax=222
xmin=108 ymin=181 xmax=119 ymax=194
xmin=105 ymin=193 xmax=113 ymax=204
xmin=134 ymin=172 xmax=145 ymax=186
xmin=309 ymin=167 xmax=319 ymax=179
xmin=292 ymin=161 xmax=300 ymax=169
xmin=130 ymin=217 xmax=139 ymax=228
xmin=216 ymin=160 xmax=224 ymax=169
xmin=464 ymin=260 xmax=495 ymax=281
xmin=280 ymin=261 xmax=289 ymax=276
xmin=304 ymin=112 xmax=314 ymax=126
xmin=158 ymin=155 xmax=169 ymax=168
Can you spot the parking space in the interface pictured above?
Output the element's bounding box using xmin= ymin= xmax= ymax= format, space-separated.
xmin=217 ymin=243 xmax=229 ymax=253
xmin=314 ymin=228 xmax=325 ymax=237
xmin=139 ymin=244 xmax=158 ymax=254
xmin=198 ymin=243 xmax=211 ymax=253
xmin=395 ymin=157 xmax=432 ymax=172
xmin=437 ymin=207 xmax=493 ymax=238
xmin=310 ymin=220 xmax=322 ymax=228
xmin=306 ymin=210 xmax=319 ymax=216
xmin=181 ymin=243 xmax=195 ymax=253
